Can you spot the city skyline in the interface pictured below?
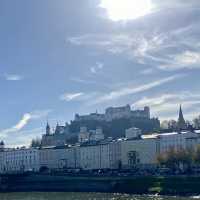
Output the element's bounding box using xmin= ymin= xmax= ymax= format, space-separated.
xmin=0 ymin=0 xmax=200 ymax=146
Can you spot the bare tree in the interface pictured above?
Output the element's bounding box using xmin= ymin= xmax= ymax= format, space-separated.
xmin=193 ymin=116 xmax=200 ymax=129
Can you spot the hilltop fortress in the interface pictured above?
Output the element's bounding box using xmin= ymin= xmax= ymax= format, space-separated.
xmin=75 ymin=104 xmax=150 ymax=122
xmin=41 ymin=104 xmax=159 ymax=147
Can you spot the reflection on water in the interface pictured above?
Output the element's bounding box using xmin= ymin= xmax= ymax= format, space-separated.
xmin=0 ymin=193 xmax=198 ymax=200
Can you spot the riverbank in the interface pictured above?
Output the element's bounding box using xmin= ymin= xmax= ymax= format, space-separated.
xmin=1 ymin=174 xmax=200 ymax=196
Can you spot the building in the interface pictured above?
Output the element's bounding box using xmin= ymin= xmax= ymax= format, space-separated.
xmin=0 ymin=147 xmax=40 ymax=173
xmin=1 ymin=129 xmax=200 ymax=174
xmin=0 ymin=141 xmax=5 ymax=173
xmin=39 ymin=145 xmax=81 ymax=170
xmin=121 ymin=138 xmax=158 ymax=169
xmin=0 ymin=141 xmax=5 ymax=150
xmin=125 ymin=127 xmax=142 ymax=139
xmin=142 ymin=131 xmax=200 ymax=154
xmin=75 ymin=104 xmax=150 ymax=122
xmin=108 ymin=140 xmax=122 ymax=169
xmin=78 ymin=127 xmax=90 ymax=143
xmin=41 ymin=122 xmax=70 ymax=147
xmin=78 ymin=127 xmax=104 ymax=143
xmin=89 ymin=127 xmax=105 ymax=142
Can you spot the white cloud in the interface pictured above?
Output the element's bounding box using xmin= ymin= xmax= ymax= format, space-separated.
xmin=90 ymin=62 xmax=104 ymax=74
xmin=90 ymin=67 xmax=96 ymax=74
xmin=174 ymin=51 xmax=200 ymax=65
xmin=60 ymin=92 xmax=84 ymax=102
xmin=4 ymin=74 xmax=23 ymax=81
xmin=92 ymin=74 xmax=183 ymax=104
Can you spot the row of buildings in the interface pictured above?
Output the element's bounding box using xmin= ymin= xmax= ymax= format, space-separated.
xmin=0 ymin=128 xmax=200 ymax=174
xmin=0 ymin=105 xmax=197 ymax=174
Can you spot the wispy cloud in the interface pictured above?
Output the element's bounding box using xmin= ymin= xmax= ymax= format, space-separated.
xmin=70 ymin=77 xmax=98 ymax=85
xmin=92 ymin=74 xmax=184 ymax=104
xmin=134 ymin=92 xmax=200 ymax=120
xmin=67 ymin=33 xmax=167 ymax=63
xmin=67 ymin=20 xmax=200 ymax=73
xmin=4 ymin=74 xmax=23 ymax=81
xmin=60 ymin=92 xmax=84 ymax=102
xmin=60 ymin=92 xmax=99 ymax=103
xmin=159 ymin=51 xmax=200 ymax=71
xmin=139 ymin=68 xmax=155 ymax=75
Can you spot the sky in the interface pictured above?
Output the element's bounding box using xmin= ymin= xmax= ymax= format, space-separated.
xmin=0 ymin=0 xmax=200 ymax=147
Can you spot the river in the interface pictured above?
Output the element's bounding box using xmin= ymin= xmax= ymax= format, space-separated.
xmin=0 ymin=193 xmax=199 ymax=200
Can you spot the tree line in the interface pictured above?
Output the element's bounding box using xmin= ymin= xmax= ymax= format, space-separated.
xmin=157 ymin=146 xmax=200 ymax=172
xmin=160 ymin=115 xmax=200 ymax=131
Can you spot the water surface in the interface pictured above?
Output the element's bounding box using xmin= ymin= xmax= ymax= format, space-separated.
xmin=0 ymin=193 xmax=199 ymax=200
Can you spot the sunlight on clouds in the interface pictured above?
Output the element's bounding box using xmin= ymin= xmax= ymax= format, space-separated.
xmin=100 ymin=0 xmax=154 ymax=21
xmin=0 ymin=113 xmax=32 ymax=138
xmin=13 ymin=113 xmax=31 ymax=130
xmin=0 ymin=110 xmax=51 ymax=138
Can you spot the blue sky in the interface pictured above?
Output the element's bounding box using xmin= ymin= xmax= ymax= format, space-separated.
xmin=0 ymin=0 xmax=200 ymax=146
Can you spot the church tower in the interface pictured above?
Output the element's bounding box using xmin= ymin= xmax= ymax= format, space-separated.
xmin=0 ymin=141 xmax=5 ymax=151
xmin=46 ymin=122 xmax=51 ymax=135
xmin=177 ymin=105 xmax=186 ymax=130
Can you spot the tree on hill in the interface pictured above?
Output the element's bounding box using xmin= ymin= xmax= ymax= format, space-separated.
xmin=194 ymin=145 xmax=200 ymax=164
xmin=30 ymin=137 xmax=41 ymax=148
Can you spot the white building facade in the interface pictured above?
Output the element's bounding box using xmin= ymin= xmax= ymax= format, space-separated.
xmin=1 ymin=130 xmax=200 ymax=174
xmin=39 ymin=146 xmax=81 ymax=170
xmin=0 ymin=148 xmax=39 ymax=173
xmin=121 ymin=139 xmax=158 ymax=169
xmin=125 ymin=127 xmax=142 ymax=139
xmin=145 ymin=131 xmax=200 ymax=154
xmin=78 ymin=127 xmax=105 ymax=143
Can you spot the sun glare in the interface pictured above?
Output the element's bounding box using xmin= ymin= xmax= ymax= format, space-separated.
xmin=100 ymin=0 xmax=154 ymax=21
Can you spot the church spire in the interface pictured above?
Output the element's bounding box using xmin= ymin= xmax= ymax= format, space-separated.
xmin=177 ymin=105 xmax=186 ymax=130
xmin=46 ymin=121 xmax=51 ymax=135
